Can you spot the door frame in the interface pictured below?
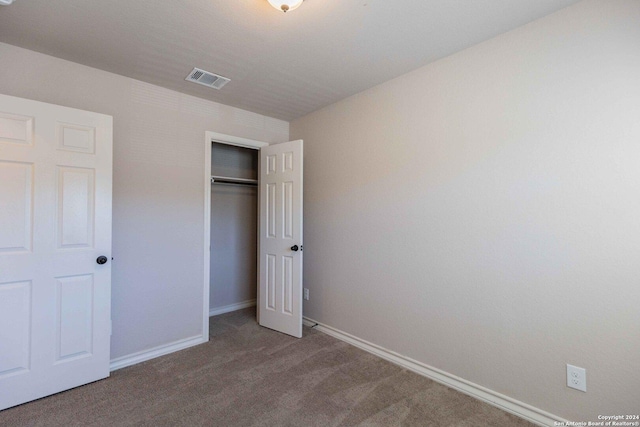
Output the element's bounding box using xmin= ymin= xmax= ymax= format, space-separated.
xmin=203 ymin=131 xmax=269 ymax=338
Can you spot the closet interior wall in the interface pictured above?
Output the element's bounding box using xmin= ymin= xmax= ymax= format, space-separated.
xmin=210 ymin=143 xmax=258 ymax=313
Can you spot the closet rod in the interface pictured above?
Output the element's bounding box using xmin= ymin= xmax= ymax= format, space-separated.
xmin=210 ymin=175 xmax=258 ymax=186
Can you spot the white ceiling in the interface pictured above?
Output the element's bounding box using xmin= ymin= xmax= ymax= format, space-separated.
xmin=0 ymin=0 xmax=580 ymax=121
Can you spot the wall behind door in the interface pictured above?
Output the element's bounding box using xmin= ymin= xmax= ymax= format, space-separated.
xmin=0 ymin=42 xmax=289 ymax=360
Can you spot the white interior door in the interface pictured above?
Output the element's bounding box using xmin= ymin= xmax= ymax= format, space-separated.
xmin=258 ymin=139 xmax=303 ymax=338
xmin=0 ymin=94 xmax=113 ymax=410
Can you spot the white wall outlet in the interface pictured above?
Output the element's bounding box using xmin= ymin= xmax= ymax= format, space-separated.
xmin=567 ymin=364 xmax=587 ymax=392
xmin=303 ymin=288 xmax=310 ymax=300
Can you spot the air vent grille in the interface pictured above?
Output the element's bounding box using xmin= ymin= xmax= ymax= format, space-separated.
xmin=185 ymin=68 xmax=230 ymax=90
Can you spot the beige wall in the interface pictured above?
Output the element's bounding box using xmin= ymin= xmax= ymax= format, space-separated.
xmin=0 ymin=42 xmax=289 ymax=360
xmin=291 ymin=0 xmax=640 ymax=421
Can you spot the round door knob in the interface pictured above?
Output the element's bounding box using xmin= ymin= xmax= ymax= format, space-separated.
xmin=96 ymin=256 xmax=108 ymax=265
xmin=290 ymin=245 xmax=299 ymax=252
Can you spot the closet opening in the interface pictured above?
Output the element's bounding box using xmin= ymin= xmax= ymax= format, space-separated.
xmin=209 ymin=142 xmax=259 ymax=319
xmin=203 ymin=131 xmax=303 ymax=339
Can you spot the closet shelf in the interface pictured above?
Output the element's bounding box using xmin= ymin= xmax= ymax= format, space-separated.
xmin=211 ymin=175 xmax=258 ymax=186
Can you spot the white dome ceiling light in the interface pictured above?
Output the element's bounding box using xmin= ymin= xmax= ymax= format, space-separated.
xmin=267 ymin=0 xmax=303 ymax=13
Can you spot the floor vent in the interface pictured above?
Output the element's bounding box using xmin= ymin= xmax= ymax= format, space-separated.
xmin=185 ymin=68 xmax=230 ymax=90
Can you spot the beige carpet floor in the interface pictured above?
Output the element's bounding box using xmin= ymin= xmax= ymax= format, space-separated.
xmin=0 ymin=308 xmax=534 ymax=426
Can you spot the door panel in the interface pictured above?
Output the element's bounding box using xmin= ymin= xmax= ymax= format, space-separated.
xmin=0 ymin=112 xmax=33 ymax=145
xmin=266 ymin=254 xmax=276 ymax=311
xmin=282 ymin=256 xmax=293 ymax=315
xmin=266 ymin=182 xmax=276 ymax=238
xmin=0 ymin=94 xmax=112 ymax=411
xmin=57 ymin=166 xmax=95 ymax=249
xmin=0 ymin=280 xmax=31 ymax=377
xmin=258 ymin=140 xmax=303 ymax=338
xmin=57 ymin=122 xmax=95 ymax=153
xmin=283 ymin=181 xmax=293 ymax=239
xmin=0 ymin=161 xmax=33 ymax=252
xmin=55 ymin=274 xmax=94 ymax=362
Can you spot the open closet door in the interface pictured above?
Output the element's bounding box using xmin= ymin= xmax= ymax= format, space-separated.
xmin=258 ymin=140 xmax=303 ymax=338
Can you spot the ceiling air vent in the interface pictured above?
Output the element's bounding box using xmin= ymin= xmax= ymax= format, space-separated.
xmin=185 ymin=68 xmax=230 ymax=90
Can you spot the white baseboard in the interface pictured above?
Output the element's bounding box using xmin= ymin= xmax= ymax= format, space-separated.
xmin=110 ymin=335 xmax=207 ymax=371
xmin=303 ymin=316 xmax=567 ymax=427
xmin=109 ymin=299 xmax=256 ymax=372
xmin=302 ymin=318 xmax=317 ymax=328
xmin=209 ymin=299 xmax=256 ymax=317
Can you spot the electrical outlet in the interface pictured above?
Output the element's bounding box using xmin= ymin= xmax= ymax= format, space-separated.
xmin=303 ymin=288 xmax=309 ymax=300
xmin=567 ymin=364 xmax=586 ymax=392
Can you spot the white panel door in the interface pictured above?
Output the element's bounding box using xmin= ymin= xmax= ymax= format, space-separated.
xmin=259 ymin=140 xmax=303 ymax=338
xmin=0 ymin=94 xmax=112 ymax=410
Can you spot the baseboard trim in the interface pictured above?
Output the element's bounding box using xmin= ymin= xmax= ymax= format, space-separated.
xmin=302 ymin=318 xmax=317 ymax=328
xmin=110 ymin=299 xmax=256 ymax=372
xmin=110 ymin=335 xmax=206 ymax=372
xmin=303 ymin=316 xmax=567 ymax=427
xmin=209 ymin=299 xmax=256 ymax=317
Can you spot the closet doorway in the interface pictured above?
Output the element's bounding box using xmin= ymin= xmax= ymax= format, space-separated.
xmin=210 ymin=142 xmax=259 ymax=316
xmin=203 ymin=132 xmax=304 ymax=339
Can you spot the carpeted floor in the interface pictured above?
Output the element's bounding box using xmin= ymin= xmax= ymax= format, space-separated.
xmin=0 ymin=308 xmax=534 ymax=426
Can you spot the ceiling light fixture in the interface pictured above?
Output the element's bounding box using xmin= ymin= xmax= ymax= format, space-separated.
xmin=268 ymin=0 xmax=303 ymax=13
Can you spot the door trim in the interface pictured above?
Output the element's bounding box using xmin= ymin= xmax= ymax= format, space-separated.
xmin=203 ymin=131 xmax=269 ymax=339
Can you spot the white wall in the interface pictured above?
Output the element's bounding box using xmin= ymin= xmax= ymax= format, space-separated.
xmin=291 ymin=0 xmax=640 ymax=421
xmin=0 ymin=42 xmax=289 ymax=360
